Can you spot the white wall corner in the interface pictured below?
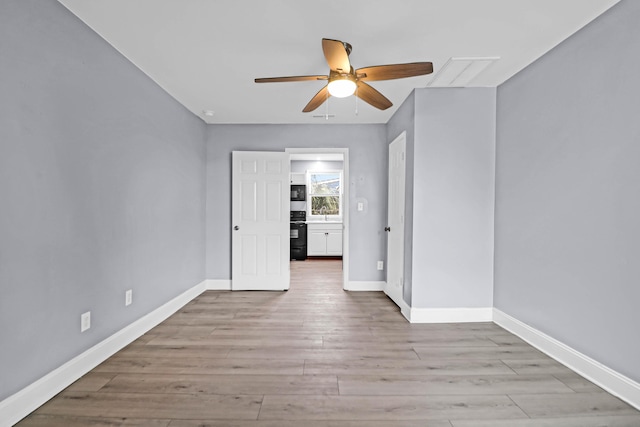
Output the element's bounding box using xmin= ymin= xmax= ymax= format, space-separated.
xmin=0 ymin=280 xmax=208 ymax=427
xmin=345 ymin=281 xmax=385 ymax=291
xmin=409 ymin=307 xmax=493 ymax=323
xmin=206 ymin=279 xmax=232 ymax=290
xmin=493 ymin=308 xmax=640 ymax=411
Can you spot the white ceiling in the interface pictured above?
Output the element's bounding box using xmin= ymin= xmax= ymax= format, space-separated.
xmin=58 ymin=0 xmax=619 ymax=125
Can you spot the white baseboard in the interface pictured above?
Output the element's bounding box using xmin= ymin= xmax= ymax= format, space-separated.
xmin=381 ymin=285 xmax=411 ymax=322
xmin=398 ymin=298 xmax=412 ymax=322
xmin=205 ymin=279 xmax=231 ymax=290
xmin=409 ymin=307 xmax=493 ymax=323
xmin=345 ymin=281 xmax=385 ymax=291
xmin=493 ymin=308 xmax=640 ymax=411
xmin=0 ymin=280 xmax=207 ymax=427
xmin=206 ymin=280 xmax=382 ymax=292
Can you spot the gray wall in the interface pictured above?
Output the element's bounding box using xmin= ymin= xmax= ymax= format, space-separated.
xmin=411 ymin=88 xmax=496 ymax=309
xmin=495 ymin=0 xmax=640 ymax=382
xmin=206 ymin=124 xmax=387 ymax=282
xmin=0 ymin=0 xmax=206 ymax=400
xmin=386 ymin=91 xmax=416 ymax=304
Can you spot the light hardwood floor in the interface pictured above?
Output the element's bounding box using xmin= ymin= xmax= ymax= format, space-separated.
xmin=17 ymin=259 xmax=640 ymax=426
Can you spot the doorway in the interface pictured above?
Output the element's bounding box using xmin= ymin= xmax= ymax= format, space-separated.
xmin=286 ymin=148 xmax=349 ymax=290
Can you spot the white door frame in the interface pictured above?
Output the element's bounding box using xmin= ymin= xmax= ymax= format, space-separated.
xmin=286 ymin=147 xmax=349 ymax=290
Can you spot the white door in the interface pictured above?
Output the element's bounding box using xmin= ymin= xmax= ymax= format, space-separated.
xmin=232 ymin=151 xmax=290 ymax=290
xmin=385 ymin=132 xmax=406 ymax=308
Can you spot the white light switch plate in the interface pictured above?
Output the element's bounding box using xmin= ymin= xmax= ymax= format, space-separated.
xmin=81 ymin=311 xmax=91 ymax=332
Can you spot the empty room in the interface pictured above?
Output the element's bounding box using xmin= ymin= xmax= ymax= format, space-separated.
xmin=1 ymin=0 xmax=640 ymax=426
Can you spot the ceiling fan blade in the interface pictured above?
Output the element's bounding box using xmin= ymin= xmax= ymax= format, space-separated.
xmin=355 ymin=81 xmax=393 ymax=110
xmin=356 ymin=62 xmax=433 ymax=81
xmin=255 ymin=75 xmax=328 ymax=83
xmin=322 ymin=38 xmax=351 ymax=73
xmin=302 ymin=85 xmax=330 ymax=112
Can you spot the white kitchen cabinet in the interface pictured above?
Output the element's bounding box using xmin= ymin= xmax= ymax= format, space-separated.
xmin=326 ymin=230 xmax=343 ymax=255
xmin=307 ymin=223 xmax=342 ymax=256
xmin=307 ymin=230 xmax=327 ymax=256
xmin=290 ymin=173 xmax=306 ymax=185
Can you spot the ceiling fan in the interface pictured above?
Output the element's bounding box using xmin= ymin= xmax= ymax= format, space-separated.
xmin=255 ymin=38 xmax=433 ymax=113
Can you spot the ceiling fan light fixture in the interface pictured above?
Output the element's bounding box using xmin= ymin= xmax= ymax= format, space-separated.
xmin=327 ymin=76 xmax=356 ymax=98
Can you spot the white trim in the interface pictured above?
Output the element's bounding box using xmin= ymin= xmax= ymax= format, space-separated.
xmin=398 ymin=297 xmax=412 ymax=322
xmin=409 ymin=307 xmax=493 ymax=323
xmin=0 ymin=280 xmax=207 ymax=427
xmin=493 ymin=308 xmax=640 ymax=411
xmin=380 ymin=280 xmax=411 ymax=322
xmin=345 ymin=281 xmax=385 ymax=291
xmin=382 ymin=291 xmax=412 ymax=323
xmin=206 ymin=279 xmax=231 ymax=290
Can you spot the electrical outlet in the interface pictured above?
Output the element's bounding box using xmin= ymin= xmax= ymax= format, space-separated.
xmin=377 ymin=261 xmax=384 ymax=270
xmin=81 ymin=311 xmax=91 ymax=332
xmin=125 ymin=289 xmax=132 ymax=306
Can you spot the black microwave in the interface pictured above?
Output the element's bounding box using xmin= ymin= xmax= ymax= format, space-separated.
xmin=291 ymin=185 xmax=306 ymax=201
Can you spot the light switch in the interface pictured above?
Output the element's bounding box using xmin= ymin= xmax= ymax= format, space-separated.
xmin=357 ymin=202 xmax=364 ymax=211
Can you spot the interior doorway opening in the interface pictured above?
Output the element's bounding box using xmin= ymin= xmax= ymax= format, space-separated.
xmin=286 ymin=148 xmax=349 ymax=290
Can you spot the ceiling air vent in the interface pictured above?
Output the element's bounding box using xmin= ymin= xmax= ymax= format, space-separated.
xmin=427 ymin=57 xmax=499 ymax=87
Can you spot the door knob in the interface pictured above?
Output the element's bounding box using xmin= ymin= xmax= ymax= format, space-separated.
xmin=384 ymin=226 xmax=391 ymax=232
xmin=234 ymin=225 xmax=239 ymax=231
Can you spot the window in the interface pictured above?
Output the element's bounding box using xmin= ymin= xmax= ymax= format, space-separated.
xmin=308 ymin=171 xmax=342 ymax=218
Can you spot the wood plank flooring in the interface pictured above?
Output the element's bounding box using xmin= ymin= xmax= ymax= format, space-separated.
xmin=16 ymin=259 xmax=640 ymax=426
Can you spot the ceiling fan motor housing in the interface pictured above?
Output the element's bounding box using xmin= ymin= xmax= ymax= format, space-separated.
xmin=343 ymin=42 xmax=352 ymax=56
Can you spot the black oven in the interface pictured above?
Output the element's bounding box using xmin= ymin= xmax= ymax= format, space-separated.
xmin=290 ymin=211 xmax=307 ymax=260
xmin=290 ymin=223 xmax=307 ymax=246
